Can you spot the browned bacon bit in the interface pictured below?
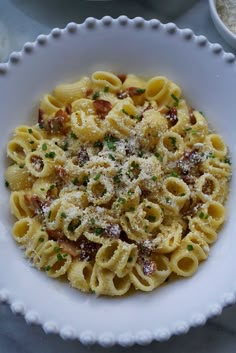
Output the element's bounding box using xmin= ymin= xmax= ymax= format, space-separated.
xmin=58 ymin=240 xmax=79 ymax=257
xmin=117 ymin=74 xmax=127 ymax=83
xmin=177 ymin=150 xmax=202 ymax=175
xmin=65 ymin=103 xmax=72 ymax=115
xmin=104 ymin=224 xmax=121 ymax=239
xmin=77 ymin=146 xmax=89 ymax=166
xmin=143 ymin=260 xmax=157 ymax=276
xmin=86 ymin=88 xmax=93 ymax=97
xmin=55 ymin=166 xmax=67 ymax=179
xmin=202 ymin=178 xmax=214 ymax=195
xmin=127 ymin=87 xmax=144 ymax=97
xmin=117 ymin=90 xmax=128 ymax=99
xmin=38 ymin=109 xmax=45 ymax=129
xmin=93 ymin=99 xmax=112 ymax=119
xmin=138 ymin=240 xmax=153 ymax=258
xmin=181 ymin=200 xmax=202 ymax=217
xmin=46 ymin=229 xmax=65 ymax=240
xmin=78 ymin=236 xmax=101 ymax=261
xmin=189 ymin=107 xmax=196 ymax=125
xmin=166 ymin=107 xmax=178 ymax=126
xmin=30 ymin=155 xmax=44 ymax=172
xmin=24 ymin=194 xmax=49 ymax=215
xmin=181 ymin=174 xmax=195 ymax=185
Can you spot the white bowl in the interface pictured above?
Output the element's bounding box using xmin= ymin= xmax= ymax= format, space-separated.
xmin=0 ymin=17 xmax=236 ymax=347
xmin=209 ymin=0 xmax=236 ymax=49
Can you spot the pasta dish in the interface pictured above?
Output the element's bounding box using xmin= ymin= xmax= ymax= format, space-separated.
xmin=5 ymin=71 xmax=231 ymax=296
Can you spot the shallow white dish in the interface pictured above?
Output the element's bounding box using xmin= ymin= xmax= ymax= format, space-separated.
xmin=209 ymin=0 xmax=236 ymax=49
xmin=0 ymin=17 xmax=236 ymax=347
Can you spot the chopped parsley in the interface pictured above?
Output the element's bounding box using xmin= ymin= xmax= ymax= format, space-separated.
xmin=180 ymin=193 xmax=185 ymax=197
xmin=199 ymin=212 xmax=209 ymax=219
xmin=94 ymin=227 xmax=103 ymax=235
xmin=90 ymin=218 xmax=95 ymax=225
xmin=199 ymin=212 xmax=204 ymax=219
xmin=187 ymin=244 xmax=194 ymax=251
xmin=82 ymin=175 xmax=89 ymax=186
xmin=19 ymin=164 xmax=24 ymax=169
xmin=128 ymin=256 xmax=133 ymax=262
xmin=72 ymin=177 xmax=79 ymax=185
xmin=127 ymin=190 xmax=134 ymax=196
xmin=208 ymin=152 xmax=215 ymax=159
xmin=147 ymin=215 xmax=156 ymax=222
xmin=171 ymin=93 xmax=179 ymax=107
xmin=129 ymin=207 xmax=135 ymax=212
xmin=224 ymin=158 xmax=231 ymax=165
xmin=136 ymin=114 xmax=142 ymax=121
xmin=57 ymin=253 xmax=63 ymax=261
xmin=54 ymin=246 xmax=60 ymax=253
xmin=191 ymin=130 xmax=198 ymax=135
xmin=28 ymin=128 xmax=33 ymax=134
xmin=170 ymin=171 xmax=178 ymax=178
xmin=94 ymin=173 xmax=101 ymax=181
xmin=154 ymin=152 xmax=163 ymax=162
xmin=94 ymin=140 xmax=103 ymax=148
xmin=48 ymin=210 xmax=52 ymax=219
xmin=168 ymin=136 xmax=177 ymax=148
xmin=49 ymin=184 xmax=55 ymax=190
xmin=104 ymin=135 xmax=118 ymax=151
xmin=114 ymin=175 xmax=121 ymax=184
xmin=138 ymin=150 xmax=144 ymax=157
xmin=104 ymin=86 xmax=109 ymax=92
xmin=118 ymin=197 xmax=126 ymax=204
xmin=45 ymin=265 xmax=51 ymax=271
xmin=61 ymin=212 xmax=67 ymax=219
xmin=122 ymin=108 xmax=129 ymax=115
xmin=108 ymin=153 xmax=115 ymax=161
xmin=40 ymin=188 xmax=45 ymax=191
xmin=70 ymin=132 xmax=78 ymax=140
xmin=92 ymin=91 xmax=100 ymax=100
xmin=39 ymin=237 xmax=44 ymax=243
xmin=42 ymin=143 xmax=47 ymax=151
xmin=152 ymin=176 xmax=157 ymax=181
xmin=45 ymin=151 xmax=56 ymax=159
xmin=136 ymin=88 xmax=146 ymax=94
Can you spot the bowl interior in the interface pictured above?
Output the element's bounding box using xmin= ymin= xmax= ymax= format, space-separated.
xmin=0 ymin=20 xmax=235 ymax=338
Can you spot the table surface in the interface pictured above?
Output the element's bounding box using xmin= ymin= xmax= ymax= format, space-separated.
xmin=1 ymin=1 xmax=236 ymax=352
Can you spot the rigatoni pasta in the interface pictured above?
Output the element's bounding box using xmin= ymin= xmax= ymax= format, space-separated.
xmin=5 ymin=72 xmax=231 ymax=296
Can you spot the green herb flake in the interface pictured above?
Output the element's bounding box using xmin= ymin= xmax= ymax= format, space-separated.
xmin=138 ymin=150 xmax=144 ymax=157
xmin=187 ymin=244 xmax=194 ymax=251
xmin=114 ymin=175 xmax=121 ymax=184
xmin=94 ymin=140 xmax=103 ymax=148
xmin=94 ymin=227 xmax=103 ymax=235
xmin=118 ymin=197 xmax=126 ymax=204
xmin=42 ymin=143 xmax=47 ymax=151
xmin=104 ymin=86 xmax=109 ymax=92
xmin=168 ymin=136 xmax=177 ymax=148
xmin=91 ymin=218 xmax=95 ymax=225
xmin=109 ymin=154 xmax=115 ymax=161
xmin=57 ymin=253 xmax=63 ymax=261
xmin=72 ymin=177 xmax=79 ymax=185
xmin=128 ymin=256 xmax=133 ymax=262
xmin=136 ymin=114 xmax=142 ymax=121
xmin=104 ymin=135 xmax=118 ymax=151
xmin=19 ymin=164 xmax=24 ymax=169
xmin=40 ymin=188 xmax=45 ymax=191
xmin=185 ymin=127 xmax=192 ymax=132
xmin=45 ymin=151 xmax=56 ymax=159
xmin=170 ymin=171 xmax=178 ymax=178
xmin=147 ymin=215 xmax=156 ymax=222
xmin=63 ymin=253 xmax=68 ymax=258
xmin=82 ymin=175 xmax=89 ymax=186
xmin=45 ymin=265 xmax=51 ymax=271
xmin=199 ymin=212 xmax=205 ymax=219
xmin=92 ymin=91 xmax=100 ymax=100
xmin=50 ymin=184 xmax=55 ymax=190
xmin=39 ymin=237 xmax=44 ymax=243
xmin=70 ymin=132 xmax=78 ymax=140
xmin=171 ymin=93 xmax=179 ymax=107
xmin=191 ymin=130 xmax=198 ymax=135
xmin=224 ymin=158 xmax=231 ymax=165
xmin=154 ymin=152 xmax=163 ymax=162
xmin=136 ymin=88 xmax=146 ymax=94
xmin=199 ymin=111 xmax=205 ymax=117
xmin=94 ymin=173 xmax=101 ymax=181
xmin=165 ymin=105 xmax=171 ymax=110
xmin=122 ymin=108 xmax=128 ymax=115
xmin=208 ymin=152 xmax=215 ymax=159
xmin=61 ymin=212 xmax=67 ymax=219
xmin=54 ymin=246 xmax=60 ymax=253
xmin=204 ymin=213 xmax=209 ymax=220
xmin=127 ymin=190 xmax=133 ymax=196
xmin=165 ymin=197 xmax=171 ymax=204
xmin=180 ymin=193 xmax=185 ymax=197
xmin=152 ymin=176 xmax=157 ymax=181
xmin=48 ymin=210 xmax=52 ymax=219
xmin=129 ymin=207 xmax=135 ymax=212
xmin=28 ymin=128 xmax=33 ymax=134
